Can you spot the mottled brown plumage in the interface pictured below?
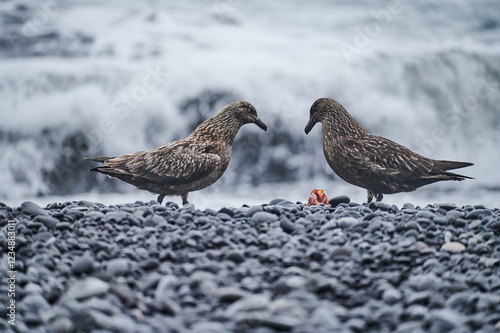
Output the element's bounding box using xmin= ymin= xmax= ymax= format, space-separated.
xmin=305 ymin=98 xmax=473 ymax=203
xmin=86 ymin=101 xmax=267 ymax=204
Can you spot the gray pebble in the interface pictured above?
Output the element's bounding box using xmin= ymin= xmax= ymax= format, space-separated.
xmin=33 ymin=231 xmax=54 ymax=241
xmin=252 ymin=211 xmax=278 ymax=224
xmin=225 ymin=250 xmax=245 ymax=263
xmin=280 ymin=218 xmax=294 ymax=233
xmin=466 ymin=209 xmax=492 ymax=219
xmin=21 ymin=201 xmax=49 ymax=216
xmin=107 ymin=258 xmax=130 ymax=276
xmin=429 ymin=309 xmax=464 ymax=333
xmin=329 ymin=196 xmax=350 ymax=207
xmin=245 ymin=205 xmax=264 ymax=217
xmin=35 ymin=215 xmax=59 ymax=229
xmin=338 ymin=216 xmax=357 ymax=228
xmin=66 ymin=277 xmax=110 ymax=300
xmin=71 ymin=256 xmax=94 ymax=275
xmin=441 ymin=242 xmax=466 ymax=252
xmin=382 ymin=288 xmax=402 ymax=304
xmin=49 ymin=316 xmax=75 ymax=333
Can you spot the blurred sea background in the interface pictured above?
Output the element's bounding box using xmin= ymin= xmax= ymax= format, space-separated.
xmin=1 ymin=0 xmax=499 ymax=209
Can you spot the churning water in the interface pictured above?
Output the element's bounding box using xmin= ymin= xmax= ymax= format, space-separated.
xmin=1 ymin=0 xmax=499 ymax=208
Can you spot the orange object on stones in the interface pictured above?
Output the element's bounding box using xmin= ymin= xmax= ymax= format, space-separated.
xmin=307 ymin=189 xmax=329 ymax=206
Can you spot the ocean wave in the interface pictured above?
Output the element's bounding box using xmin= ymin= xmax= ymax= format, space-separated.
xmin=1 ymin=0 xmax=499 ymax=201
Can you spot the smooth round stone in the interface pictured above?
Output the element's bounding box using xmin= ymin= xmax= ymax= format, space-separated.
xmin=485 ymin=219 xmax=500 ymax=230
xmin=216 ymin=213 xmax=232 ymax=221
xmin=433 ymin=216 xmax=447 ymax=225
xmin=329 ymin=196 xmax=350 ymax=207
xmin=105 ymin=211 xmax=128 ymax=223
xmin=276 ymin=200 xmax=296 ymax=207
xmin=49 ymin=316 xmax=75 ymax=332
xmin=252 ymin=212 xmax=278 ymax=224
xmin=33 ymin=231 xmax=54 ymax=242
xmin=21 ymin=293 xmax=51 ymax=315
xmin=35 ymin=216 xmax=59 ymax=229
xmin=329 ymin=246 xmax=352 ymax=260
xmin=190 ymin=322 xmax=227 ymax=333
xmin=382 ymin=288 xmax=402 ymax=304
xmin=107 ymin=258 xmax=130 ymax=276
xmin=225 ymin=250 xmax=245 ymax=264
xmin=441 ymin=242 xmax=466 ymax=252
xmin=405 ymin=305 xmax=427 ymax=320
xmin=21 ymin=201 xmax=49 ymax=216
xmin=374 ymin=202 xmax=391 ymax=211
xmin=446 ymin=210 xmax=463 ymax=221
xmin=245 ymin=205 xmax=264 ymax=217
xmin=261 ymin=316 xmax=300 ymax=331
xmin=144 ymin=215 xmax=165 ymax=226
xmin=280 ymin=218 xmax=294 ymax=233
xmin=66 ymin=277 xmax=110 ymax=300
xmin=403 ymin=203 xmax=415 ymax=209
xmin=429 ymin=309 xmax=464 ymax=332
xmin=453 ymin=218 xmax=467 ymax=228
xmin=416 ymin=211 xmax=435 ymax=220
xmin=465 ymin=209 xmax=492 ymax=219
xmin=218 ymin=207 xmax=235 ymax=217
xmin=78 ymin=200 xmax=96 ymax=208
xmin=269 ymin=198 xmax=288 ymax=205
xmin=338 ymin=217 xmax=357 ymax=228
xmin=438 ymin=203 xmax=457 ymax=211
xmin=219 ymin=288 xmax=247 ymax=302
xmin=345 ymin=318 xmax=366 ymax=332
xmin=71 ymin=256 xmax=94 ymax=275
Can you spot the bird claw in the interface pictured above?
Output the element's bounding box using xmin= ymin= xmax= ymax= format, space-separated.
xmin=157 ymin=194 xmax=165 ymax=204
xmin=367 ymin=190 xmax=383 ymax=203
xmin=181 ymin=193 xmax=189 ymax=205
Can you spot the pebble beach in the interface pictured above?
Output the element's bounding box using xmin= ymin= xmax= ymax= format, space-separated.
xmin=1 ymin=197 xmax=499 ymax=332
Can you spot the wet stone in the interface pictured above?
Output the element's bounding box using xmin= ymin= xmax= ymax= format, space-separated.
xmin=438 ymin=203 xmax=457 ymax=211
xmin=245 ymin=205 xmax=264 ymax=217
xmin=375 ymin=202 xmax=391 ymax=211
xmin=429 ymin=309 xmax=464 ymax=333
xmin=338 ymin=217 xmax=357 ymax=228
xmin=33 ymin=231 xmax=53 ymax=241
xmin=252 ymin=211 xmax=278 ymax=225
xmin=329 ymin=247 xmax=352 ymax=260
xmin=466 ymin=209 xmax=492 ymax=219
xmin=35 ymin=215 xmax=59 ymax=229
xmin=280 ymin=218 xmax=294 ymax=233
xmin=225 ymin=250 xmax=245 ymax=264
xmin=66 ymin=277 xmax=110 ymax=300
xmin=382 ymin=288 xmax=402 ymax=304
xmin=329 ymin=196 xmax=350 ymax=207
xmin=107 ymin=258 xmax=130 ymax=276
xmin=269 ymin=198 xmax=288 ymax=205
xmin=21 ymin=201 xmax=49 ymax=216
xmin=72 ymin=256 xmax=94 ymax=275
xmin=441 ymin=242 xmax=466 ymax=252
